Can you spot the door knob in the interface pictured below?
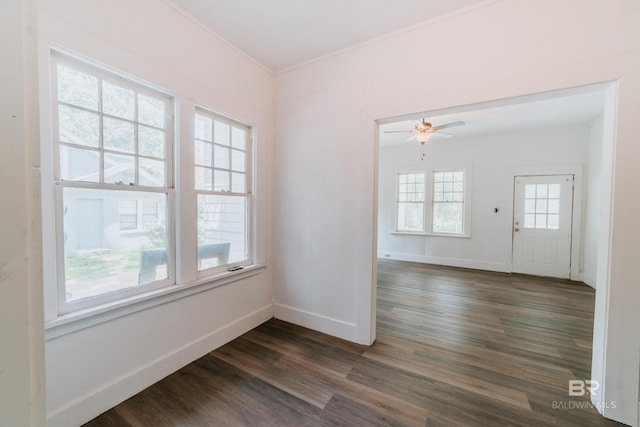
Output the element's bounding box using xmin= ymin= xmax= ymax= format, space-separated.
xmin=514 ymin=227 xmax=520 ymax=232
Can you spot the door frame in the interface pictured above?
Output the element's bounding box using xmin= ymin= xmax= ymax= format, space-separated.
xmin=506 ymin=164 xmax=584 ymax=280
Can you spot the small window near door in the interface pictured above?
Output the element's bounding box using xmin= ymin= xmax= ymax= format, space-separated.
xmin=523 ymin=183 xmax=561 ymax=230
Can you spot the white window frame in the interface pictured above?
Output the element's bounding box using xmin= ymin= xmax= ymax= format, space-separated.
xmin=42 ymin=49 xmax=263 ymax=329
xmin=194 ymin=107 xmax=254 ymax=278
xmin=51 ymin=52 xmax=176 ymax=313
xmin=426 ymin=164 xmax=472 ymax=238
xmin=394 ymin=171 xmax=426 ymax=233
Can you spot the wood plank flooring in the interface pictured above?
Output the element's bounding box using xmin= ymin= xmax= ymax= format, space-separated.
xmin=84 ymin=259 xmax=623 ymax=426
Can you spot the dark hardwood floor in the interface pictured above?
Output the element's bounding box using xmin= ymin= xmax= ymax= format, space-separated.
xmin=84 ymin=259 xmax=623 ymax=426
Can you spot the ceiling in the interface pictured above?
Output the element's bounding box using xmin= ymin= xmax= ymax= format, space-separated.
xmin=169 ymin=0 xmax=488 ymax=72
xmin=379 ymin=86 xmax=607 ymax=147
xmin=168 ymin=1 xmax=606 ymax=139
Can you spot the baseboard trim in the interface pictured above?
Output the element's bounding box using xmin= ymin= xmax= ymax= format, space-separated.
xmin=274 ymin=303 xmax=359 ymax=343
xmin=46 ymin=304 xmax=274 ymax=427
xmin=582 ymin=273 xmax=597 ymax=288
xmin=378 ymin=252 xmax=509 ymax=273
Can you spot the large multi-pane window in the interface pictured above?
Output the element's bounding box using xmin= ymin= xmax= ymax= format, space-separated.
xmin=432 ymin=170 xmax=465 ymax=234
xmin=194 ymin=109 xmax=252 ymax=272
xmin=52 ymin=53 xmax=173 ymax=310
xmin=394 ymin=168 xmax=470 ymax=237
xmin=396 ymin=172 xmax=426 ymax=232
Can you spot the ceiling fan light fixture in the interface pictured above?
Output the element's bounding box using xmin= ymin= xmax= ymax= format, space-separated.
xmin=415 ymin=131 xmax=433 ymax=145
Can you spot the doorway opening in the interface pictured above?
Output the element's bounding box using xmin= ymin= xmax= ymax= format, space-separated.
xmin=372 ymin=81 xmax=616 ymax=416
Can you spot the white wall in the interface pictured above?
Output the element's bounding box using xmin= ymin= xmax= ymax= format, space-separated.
xmin=37 ymin=1 xmax=275 ymax=425
xmin=582 ymin=116 xmax=604 ymax=287
xmin=274 ymin=0 xmax=640 ymax=424
xmin=378 ymin=125 xmax=590 ymax=272
xmin=0 ymin=1 xmax=46 ymax=426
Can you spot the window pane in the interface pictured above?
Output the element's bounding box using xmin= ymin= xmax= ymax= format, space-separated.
xmin=214 ymin=169 xmax=230 ymax=192
xmin=139 ymin=158 xmax=164 ymax=187
xmin=104 ymin=153 xmax=136 ymax=184
xmin=524 ymin=199 xmax=536 ymax=213
xmin=197 ymin=194 xmax=247 ymax=270
xmin=399 ymin=174 xmax=408 ymax=184
xmin=214 ymin=121 xmax=230 ymax=145
xmin=433 ymin=172 xmax=444 ymax=183
xmin=231 ymin=127 xmax=246 ymax=149
xmin=397 ymin=202 xmax=424 ymax=232
xmin=139 ymin=126 xmax=165 ymax=159
xmin=535 ymin=199 xmax=548 ymax=214
xmin=104 ymin=117 xmax=135 ymax=153
xmin=231 ymin=149 xmax=245 ymax=172
xmin=548 ymin=199 xmax=560 ymax=214
xmin=195 ymin=166 xmax=212 ymax=191
xmin=141 ymin=199 xmax=159 ymax=225
xmin=195 ymin=114 xmax=213 ymax=141
xmin=535 ymin=214 xmax=547 ymax=229
xmin=525 ymin=184 xmax=536 ymax=198
xmin=57 ymin=64 xmax=99 ymax=110
xmin=231 ymin=172 xmax=245 ymax=193
xmin=138 ymin=94 xmax=165 ymax=128
xmin=60 ymin=145 xmax=100 ymax=182
xmin=103 ymin=81 xmax=134 ymax=120
xmin=195 ymin=141 xmax=212 ymax=166
xmin=524 ymin=213 xmax=535 ymax=228
xmin=536 ymin=184 xmax=548 ymax=198
xmin=433 ymin=202 xmax=463 ymax=234
xmin=59 ymin=105 xmax=100 ymax=147
xmin=548 ymin=184 xmax=561 ymax=198
xmin=62 ymin=188 xmax=168 ymax=301
xmin=453 ymin=171 xmax=464 ymax=181
xmin=119 ymin=200 xmax=137 ymax=231
xmin=214 ymin=145 xmax=230 ymax=169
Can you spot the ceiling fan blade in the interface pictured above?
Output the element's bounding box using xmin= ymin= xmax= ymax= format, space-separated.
xmin=434 ymin=120 xmax=465 ymax=131
xmin=434 ymin=131 xmax=452 ymax=138
xmin=384 ymin=130 xmax=413 ymax=133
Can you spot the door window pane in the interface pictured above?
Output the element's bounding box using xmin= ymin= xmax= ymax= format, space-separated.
xmin=523 ymin=183 xmax=562 ymax=230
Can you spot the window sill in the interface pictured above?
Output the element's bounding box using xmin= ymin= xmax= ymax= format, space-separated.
xmin=44 ymin=263 xmax=267 ymax=340
xmin=391 ymin=231 xmax=470 ymax=239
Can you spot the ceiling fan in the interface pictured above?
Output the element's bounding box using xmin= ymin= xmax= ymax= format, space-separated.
xmin=385 ymin=119 xmax=465 ymax=144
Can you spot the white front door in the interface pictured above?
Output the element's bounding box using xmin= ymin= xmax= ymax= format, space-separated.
xmin=512 ymin=175 xmax=574 ymax=279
